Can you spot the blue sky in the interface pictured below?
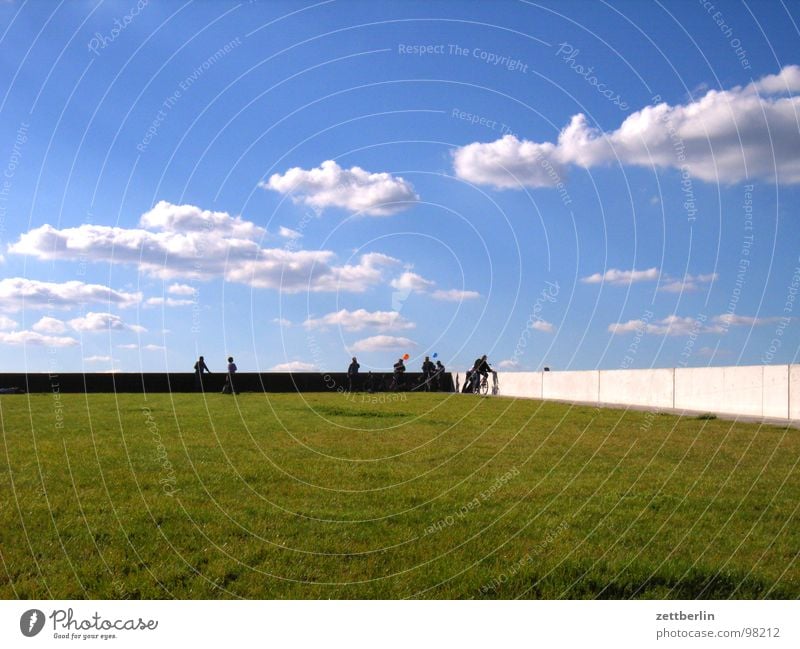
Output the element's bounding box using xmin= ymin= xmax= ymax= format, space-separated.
xmin=0 ymin=0 xmax=798 ymax=374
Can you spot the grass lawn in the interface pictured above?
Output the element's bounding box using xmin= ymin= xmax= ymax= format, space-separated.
xmin=1 ymin=392 xmax=798 ymax=599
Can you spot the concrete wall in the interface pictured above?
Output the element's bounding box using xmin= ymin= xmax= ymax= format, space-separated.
xmin=487 ymin=365 xmax=799 ymax=422
xmin=543 ymin=370 xmax=599 ymax=403
xmin=495 ymin=372 xmax=542 ymax=399
xmin=599 ymin=368 xmax=674 ymax=409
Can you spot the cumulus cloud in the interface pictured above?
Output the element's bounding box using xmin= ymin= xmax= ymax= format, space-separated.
xmin=608 ymin=312 xmax=780 ymax=336
xmin=167 ymin=283 xmax=196 ymax=296
xmin=303 ymin=309 xmax=414 ymax=332
xmin=350 ymin=335 xmax=417 ymax=353
xmin=659 ymin=273 xmax=718 ymax=293
xmin=117 ymin=344 xmax=139 ymax=350
xmin=32 ymin=316 xmax=67 ymax=334
xmin=272 ymin=318 xmax=292 ymax=327
xmin=9 ymin=202 xmax=400 ymax=293
xmin=497 ymin=359 xmax=521 ymax=369
xmin=84 ymin=355 xmax=114 ymax=363
xmin=68 ymin=312 xmax=146 ymax=333
xmin=0 ymin=278 xmax=141 ymax=311
xmin=278 ymin=226 xmax=302 ymax=240
xmin=531 ymin=320 xmax=555 ymax=333
xmin=0 ymin=315 xmax=18 ymax=330
xmin=0 ymin=330 xmax=78 ymax=347
xmin=271 ymin=361 xmax=318 ymax=371
xmin=262 ymin=160 xmax=419 ymax=216
xmin=390 ymin=271 xmax=435 ymax=293
xmin=140 ymin=200 xmax=265 ymax=239
xmin=430 ymin=289 xmax=481 ymax=301
xmin=144 ymin=297 xmax=194 ymax=307
xmin=453 ymin=65 xmax=800 ymax=187
xmin=581 ymin=267 xmax=659 ymax=285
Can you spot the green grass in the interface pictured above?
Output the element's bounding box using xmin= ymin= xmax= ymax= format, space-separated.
xmin=1 ymin=392 xmax=798 ymax=599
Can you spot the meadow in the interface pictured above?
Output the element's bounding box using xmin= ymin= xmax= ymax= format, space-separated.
xmin=1 ymin=391 xmax=798 ymax=599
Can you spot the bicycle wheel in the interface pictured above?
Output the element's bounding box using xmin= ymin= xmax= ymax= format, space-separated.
xmin=479 ymin=377 xmax=489 ymax=395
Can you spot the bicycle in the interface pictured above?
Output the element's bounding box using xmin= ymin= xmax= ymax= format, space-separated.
xmin=474 ymin=371 xmax=498 ymax=396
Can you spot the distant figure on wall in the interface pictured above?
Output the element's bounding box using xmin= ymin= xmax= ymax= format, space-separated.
xmin=392 ymin=357 xmax=406 ymax=390
xmin=434 ymin=360 xmax=446 ymax=391
xmin=193 ymin=356 xmax=211 ymax=391
xmin=347 ymin=357 xmax=360 ymax=392
xmin=222 ymin=356 xmax=238 ymax=394
xmin=421 ymin=356 xmax=435 ymax=391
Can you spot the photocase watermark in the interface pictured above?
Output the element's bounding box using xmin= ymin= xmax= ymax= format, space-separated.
xmin=87 ymin=0 xmax=149 ymax=56
xmin=477 ymin=520 xmax=569 ymax=595
xmin=451 ymin=107 xmax=516 ymax=137
xmin=717 ymin=184 xmax=755 ymax=335
xmin=142 ymin=407 xmax=179 ymax=496
xmin=555 ymin=42 xmax=629 ymax=111
xmin=699 ymin=1 xmax=752 ymax=70
xmin=423 ymin=466 xmax=520 ymax=536
xmin=137 ymin=37 xmax=242 ymax=152
xmin=398 ymin=43 xmax=529 ymax=73
xmin=651 ymin=94 xmax=696 ymax=222
xmin=506 ymin=281 xmax=560 ymax=369
xmin=761 ymin=257 xmax=799 ymax=363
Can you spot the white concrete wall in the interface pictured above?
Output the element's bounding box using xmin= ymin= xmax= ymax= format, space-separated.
xmin=599 ymin=368 xmax=674 ymax=409
xmin=543 ymin=370 xmax=599 ymax=403
xmin=488 ymin=364 xmax=798 ymax=421
xmin=495 ymin=372 xmax=542 ymax=399
xmin=790 ymin=365 xmax=800 ymax=421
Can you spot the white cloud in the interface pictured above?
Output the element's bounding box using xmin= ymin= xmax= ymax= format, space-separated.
xmin=581 ymin=267 xmax=659 ymax=285
xmin=431 ymin=289 xmax=481 ymax=301
xmin=0 ymin=278 xmax=142 ymax=311
xmin=262 ymin=160 xmax=419 ymax=216
xmin=712 ymin=314 xmax=783 ymax=327
xmin=531 ymin=320 xmax=555 ymax=333
xmin=32 ymin=316 xmax=67 ymax=334
xmin=278 ymin=226 xmax=302 ymax=240
xmin=0 ymin=330 xmax=78 ymax=347
xmin=68 ymin=312 xmax=146 ymax=333
xmin=453 ymin=65 xmax=800 ymax=187
xmin=143 ymin=344 xmax=165 ymax=351
xmin=84 ymin=355 xmax=114 ymax=363
xmin=0 ymin=315 xmax=18 ymax=330
xmin=117 ymin=344 xmax=139 ymax=350
xmin=140 ymin=200 xmax=265 ymax=239
xmin=303 ymin=309 xmax=415 ymax=332
xmin=9 ymin=203 xmax=401 ymax=293
xmin=498 ymin=359 xmax=521 ymax=369
xmin=659 ymin=273 xmax=718 ymax=293
xmin=167 ymin=283 xmax=196 ymax=296
xmin=271 ymin=361 xmax=318 ymax=371
xmin=272 ymin=318 xmax=292 ymax=327
xmin=350 ymin=335 xmax=417 ymax=353
xmin=390 ymin=271 xmax=435 ymax=293
xmin=145 ymin=297 xmax=194 ymax=307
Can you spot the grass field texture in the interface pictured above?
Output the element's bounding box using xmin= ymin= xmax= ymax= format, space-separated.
xmin=1 ymin=392 xmax=798 ymax=599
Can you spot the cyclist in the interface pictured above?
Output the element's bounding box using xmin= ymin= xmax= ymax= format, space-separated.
xmin=472 ymin=355 xmax=493 ymax=393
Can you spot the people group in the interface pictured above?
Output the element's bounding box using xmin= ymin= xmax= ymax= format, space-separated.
xmin=346 ymin=355 xmax=450 ymax=392
xmin=193 ymin=355 xmax=238 ymax=394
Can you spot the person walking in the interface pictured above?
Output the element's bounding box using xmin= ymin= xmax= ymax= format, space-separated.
xmin=434 ymin=360 xmax=446 ymax=391
xmin=222 ymin=356 xmax=238 ymax=394
xmin=347 ymin=357 xmax=360 ymax=392
xmin=193 ymin=355 xmax=211 ymax=391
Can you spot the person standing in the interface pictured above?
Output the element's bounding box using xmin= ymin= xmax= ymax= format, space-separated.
xmin=222 ymin=356 xmax=238 ymax=394
xmin=392 ymin=357 xmax=406 ymax=390
xmin=193 ymin=355 xmax=211 ymax=391
xmin=347 ymin=357 xmax=360 ymax=392
xmin=421 ymin=356 xmax=435 ymax=391
xmin=434 ymin=360 xmax=446 ymax=391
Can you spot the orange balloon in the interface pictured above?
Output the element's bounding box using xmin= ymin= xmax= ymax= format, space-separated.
xmin=403 ymin=353 xmax=409 ymax=360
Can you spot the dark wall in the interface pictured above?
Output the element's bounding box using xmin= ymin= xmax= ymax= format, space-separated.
xmin=0 ymin=372 xmax=455 ymax=394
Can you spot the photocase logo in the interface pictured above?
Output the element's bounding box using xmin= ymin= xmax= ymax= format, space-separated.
xmin=20 ymin=609 xmax=45 ymax=637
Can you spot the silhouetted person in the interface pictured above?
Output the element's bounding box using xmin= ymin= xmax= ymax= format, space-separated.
xmin=222 ymin=356 xmax=237 ymax=394
xmin=347 ymin=356 xmax=360 ymax=392
xmin=392 ymin=358 xmax=406 ymax=390
xmin=434 ymin=360 xmax=446 ymax=391
xmin=194 ymin=355 xmax=211 ymax=391
xmin=421 ymin=356 xmax=435 ymax=391
xmin=365 ymin=371 xmax=375 ymax=393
